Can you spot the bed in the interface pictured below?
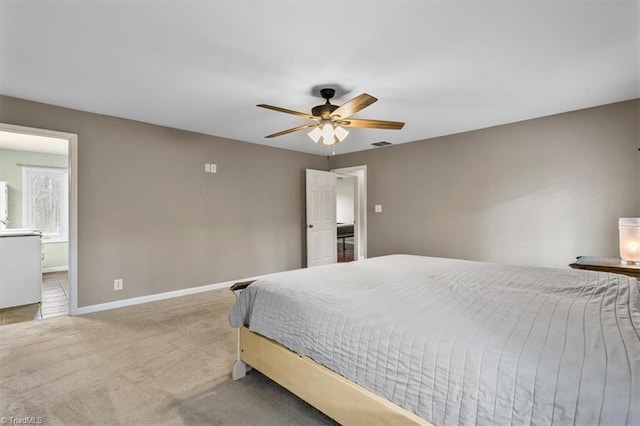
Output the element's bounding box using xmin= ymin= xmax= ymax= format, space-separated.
xmin=228 ymin=255 xmax=640 ymax=425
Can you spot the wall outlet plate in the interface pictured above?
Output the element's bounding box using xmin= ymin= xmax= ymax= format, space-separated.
xmin=114 ymin=278 xmax=123 ymax=291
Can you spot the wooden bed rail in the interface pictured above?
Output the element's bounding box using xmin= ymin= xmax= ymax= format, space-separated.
xmin=237 ymin=327 xmax=432 ymax=426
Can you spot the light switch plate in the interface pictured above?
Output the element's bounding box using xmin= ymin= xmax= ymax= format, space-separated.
xmin=211 ymin=164 xmax=217 ymax=173
xmin=375 ymin=204 xmax=382 ymax=213
xmin=205 ymin=163 xmax=211 ymax=172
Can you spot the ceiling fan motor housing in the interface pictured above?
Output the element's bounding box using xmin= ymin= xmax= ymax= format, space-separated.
xmin=312 ymin=103 xmax=338 ymax=119
xmin=312 ymin=88 xmax=339 ymax=118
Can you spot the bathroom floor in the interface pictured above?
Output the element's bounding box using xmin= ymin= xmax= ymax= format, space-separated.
xmin=0 ymin=271 xmax=69 ymax=325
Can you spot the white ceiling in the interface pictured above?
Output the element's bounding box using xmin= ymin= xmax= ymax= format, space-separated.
xmin=1 ymin=1 xmax=638 ymax=156
xmin=0 ymin=131 xmax=68 ymax=155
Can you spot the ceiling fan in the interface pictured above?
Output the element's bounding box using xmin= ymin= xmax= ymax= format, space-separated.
xmin=257 ymin=88 xmax=405 ymax=146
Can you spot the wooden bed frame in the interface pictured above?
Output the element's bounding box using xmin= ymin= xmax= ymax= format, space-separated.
xmin=232 ymin=326 xmax=432 ymax=425
xmin=229 ymin=280 xmax=431 ymax=425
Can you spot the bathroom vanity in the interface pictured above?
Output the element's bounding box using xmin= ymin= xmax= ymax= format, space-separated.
xmin=0 ymin=229 xmax=42 ymax=309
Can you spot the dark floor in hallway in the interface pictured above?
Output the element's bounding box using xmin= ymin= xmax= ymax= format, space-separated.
xmin=337 ymin=237 xmax=354 ymax=263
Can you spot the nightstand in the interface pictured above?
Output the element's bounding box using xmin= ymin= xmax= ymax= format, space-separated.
xmin=569 ymin=256 xmax=640 ymax=279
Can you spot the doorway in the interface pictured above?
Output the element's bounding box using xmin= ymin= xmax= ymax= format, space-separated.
xmin=0 ymin=123 xmax=78 ymax=322
xmin=336 ymin=175 xmax=356 ymax=262
xmin=332 ymin=165 xmax=367 ymax=262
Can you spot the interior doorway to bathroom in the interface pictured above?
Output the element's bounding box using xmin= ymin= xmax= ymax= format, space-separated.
xmin=0 ymin=123 xmax=78 ymax=324
xmin=332 ymin=165 xmax=367 ymax=263
xmin=336 ymin=175 xmax=356 ymax=262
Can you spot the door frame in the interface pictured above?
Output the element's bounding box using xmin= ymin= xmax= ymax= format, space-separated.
xmin=331 ymin=165 xmax=367 ymax=260
xmin=0 ymin=123 xmax=79 ymax=315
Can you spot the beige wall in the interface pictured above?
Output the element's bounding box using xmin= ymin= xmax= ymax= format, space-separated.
xmin=330 ymin=100 xmax=640 ymax=268
xmin=0 ymin=95 xmax=327 ymax=307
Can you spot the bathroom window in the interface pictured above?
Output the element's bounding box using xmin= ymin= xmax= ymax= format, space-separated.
xmin=22 ymin=167 xmax=68 ymax=243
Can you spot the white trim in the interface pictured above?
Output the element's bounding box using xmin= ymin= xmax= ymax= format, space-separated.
xmin=75 ymin=279 xmax=239 ymax=315
xmin=331 ymin=165 xmax=367 ymax=260
xmin=0 ymin=123 xmax=79 ymax=315
xmin=69 ymin=132 xmax=78 ymax=315
xmin=42 ymin=266 xmax=69 ymax=273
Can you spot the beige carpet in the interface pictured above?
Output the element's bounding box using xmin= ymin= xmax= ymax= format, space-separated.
xmin=0 ymin=288 xmax=334 ymax=425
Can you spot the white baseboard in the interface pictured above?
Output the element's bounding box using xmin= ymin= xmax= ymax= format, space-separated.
xmin=42 ymin=266 xmax=69 ymax=273
xmin=74 ymin=279 xmax=239 ymax=315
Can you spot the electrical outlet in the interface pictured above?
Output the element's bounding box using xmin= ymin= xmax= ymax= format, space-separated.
xmin=205 ymin=163 xmax=211 ymax=173
xmin=114 ymin=278 xmax=123 ymax=291
xmin=211 ymin=163 xmax=217 ymax=173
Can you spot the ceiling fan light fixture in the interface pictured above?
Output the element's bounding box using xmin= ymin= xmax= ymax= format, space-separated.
xmin=334 ymin=125 xmax=349 ymax=142
xmin=308 ymin=123 xmax=347 ymax=146
xmin=308 ymin=126 xmax=322 ymax=143
xmin=321 ymin=123 xmax=335 ymax=145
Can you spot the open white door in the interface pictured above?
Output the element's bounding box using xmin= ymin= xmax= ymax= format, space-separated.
xmin=306 ymin=169 xmax=337 ymax=267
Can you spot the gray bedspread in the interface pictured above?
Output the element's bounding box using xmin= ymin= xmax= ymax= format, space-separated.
xmin=228 ymin=255 xmax=640 ymax=425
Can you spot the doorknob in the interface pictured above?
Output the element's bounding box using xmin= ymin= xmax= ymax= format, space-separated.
xmin=308 ymin=224 xmax=314 ymax=228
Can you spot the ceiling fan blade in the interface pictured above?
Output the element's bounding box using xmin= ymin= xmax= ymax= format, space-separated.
xmin=330 ymin=93 xmax=377 ymax=119
xmin=265 ymin=123 xmax=318 ymax=138
xmin=336 ymin=118 xmax=405 ymax=130
xmin=257 ymin=104 xmax=316 ymax=120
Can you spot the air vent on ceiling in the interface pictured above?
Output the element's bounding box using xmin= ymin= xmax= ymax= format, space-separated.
xmin=371 ymin=141 xmax=393 ymax=147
